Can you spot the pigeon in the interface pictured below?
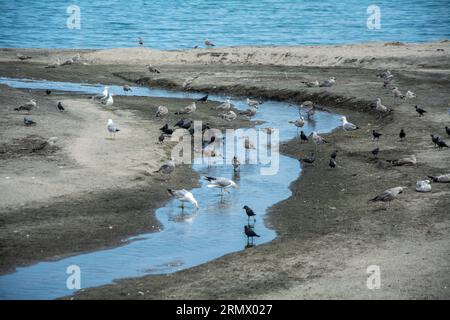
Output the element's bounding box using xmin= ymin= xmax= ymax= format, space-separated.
xmin=370 ymin=187 xmax=404 ymax=204
xmin=175 ymin=102 xmax=196 ymax=115
xmin=158 ymin=133 xmax=165 ymax=144
xmin=341 ymin=116 xmax=359 ymax=131
xmin=243 ymin=205 xmax=256 ymax=223
xmin=399 ymin=129 xmax=406 ymax=140
xmin=156 ymin=105 xmax=169 ymax=118
xmin=197 ymin=94 xmax=208 ymax=103
xmin=386 ymin=154 xmax=416 ymax=166
xmin=174 ymin=118 xmax=192 ymax=129
xmin=160 ymin=124 xmax=174 ymax=135
xmin=57 ymin=101 xmax=65 ymax=112
xmin=372 ymin=130 xmax=382 ymax=140
xmin=371 ymin=147 xmax=380 ymax=158
xmin=154 ymin=158 xmax=175 ymax=174
xmin=319 ymin=77 xmax=336 ymax=87
xmin=17 ymin=53 xmax=32 ymax=61
xmin=331 ymin=150 xmax=338 ymax=159
xmin=167 ymin=189 xmax=199 ymax=209
xmin=298 ymin=152 xmax=315 ymax=165
xmin=106 ymin=119 xmax=120 ymax=138
xmin=23 ymin=117 xmax=36 ymax=126
xmin=415 ymin=105 xmax=426 ymax=116
xmin=392 ymin=87 xmax=404 ymax=99
xmin=204 ymin=38 xmax=215 ymax=47
xmin=300 ymin=131 xmax=309 ymax=143
xmin=244 ymin=225 xmax=260 ymax=240
xmin=15 ymin=99 xmax=37 ymax=113
xmin=302 ymin=80 xmax=320 ymax=87
xmin=123 ymin=85 xmax=132 ymax=92
xmin=204 ymin=176 xmax=238 ymax=194
xmin=146 ymin=65 xmax=161 ymax=73
xmin=329 ymin=158 xmax=337 ymax=168
xmin=415 ymin=180 xmax=431 ymax=192
xmin=427 ymin=174 xmax=450 ymax=183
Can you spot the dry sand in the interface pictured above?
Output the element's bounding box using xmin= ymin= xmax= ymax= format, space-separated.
xmin=0 ymin=41 xmax=449 ymax=299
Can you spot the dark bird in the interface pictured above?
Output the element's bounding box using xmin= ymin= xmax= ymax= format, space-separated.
xmin=372 ymin=130 xmax=382 ymax=141
xmin=138 ymin=37 xmax=144 ymax=46
xmin=244 ymin=225 xmax=260 ymax=244
xmin=160 ymin=124 xmax=174 ymax=135
xmin=174 ymin=118 xmax=192 ymax=129
xmin=298 ymin=152 xmax=315 ymax=165
xmin=371 ymin=147 xmax=380 ymax=158
xmin=430 ymin=134 xmax=440 ymax=147
xmin=329 ymin=158 xmax=337 ymax=168
xmin=197 ymin=94 xmax=208 ymax=103
xmin=300 ymin=131 xmax=308 ymax=143
xmin=123 ymin=84 xmax=132 ymax=92
xmin=445 ymin=126 xmax=450 ymax=136
xmin=331 ymin=150 xmax=338 ymax=159
xmin=399 ymin=129 xmax=406 ymax=141
xmin=17 ymin=53 xmax=32 ymax=61
xmin=243 ymin=205 xmax=256 ymax=224
xmin=415 ymin=105 xmax=427 ymax=116
xmin=57 ymin=101 xmax=65 ymax=112
xmin=23 ymin=117 xmax=36 ymax=126
xmin=46 ymin=89 xmax=51 ymax=95
xmin=158 ymin=133 xmax=165 ymax=144
xmin=436 ymin=139 xmax=449 ymax=150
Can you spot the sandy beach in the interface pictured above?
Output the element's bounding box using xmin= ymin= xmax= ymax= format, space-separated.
xmin=0 ymin=41 xmax=449 ymax=299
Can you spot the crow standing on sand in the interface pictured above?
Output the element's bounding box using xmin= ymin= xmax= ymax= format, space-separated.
xmin=372 ymin=130 xmax=382 ymax=141
xmin=415 ymin=105 xmax=427 ymax=116
xmin=371 ymin=147 xmax=380 ymax=158
xmin=399 ymin=129 xmax=406 ymax=141
xmin=329 ymin=158 xmax=337 ymax=169
xmin=436 ymin=139 xmax=449 ymax=150
xmin=431 ymin=134 xmax=440 ymax=147
xmin=300 ymin=130 xmax=308 ymax=143
xmin=57 ymin=101 xmax=65 ymax=112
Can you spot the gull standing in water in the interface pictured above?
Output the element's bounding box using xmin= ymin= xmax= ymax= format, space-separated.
xmin=239 ymin=106 xmax=257 ymax=117
xmin=204 ymin=176 xmax=238 ymax=195
xmin=167 ymin=189 xmax=199 ymax=210
xmin=204 ymin=38 xmax=215 ymax=48
xmin=107 ymin=119 xmax=120 ymax=139
xmin=246 ymin=98 xmax=261 ymax=107
xmin=232 ymin=156 xmax=240 ymax=173
xmin=289 ymin=116 xmax=305 ymax=130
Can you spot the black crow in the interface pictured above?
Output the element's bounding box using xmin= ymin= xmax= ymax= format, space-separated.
xmin=197 ymin=94 xmax=208 ymax=103
xmin=399 ymin=129 xmax=406 ymax=140
xmin=57 ymin=101 xmax=65 ymax=112
xmin=372 ymin=130 xmax=382 ymax=140
xmin=415 ymin=105 xmax=426 ymax=116
xmin=300 ymin=131 xmax=308 ymax=143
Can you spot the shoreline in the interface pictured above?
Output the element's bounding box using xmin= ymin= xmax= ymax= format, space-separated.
xmin=0 ymin=42 xmax=449 ymax=299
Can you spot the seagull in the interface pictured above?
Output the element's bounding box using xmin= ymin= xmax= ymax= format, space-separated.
xmin=101 ymin=93 xmax=114 ymax=106
xmin=243 ymin=206 xmax=256 ymax=224
xmin=399 ymin=129 xmax=406 ymax=141
xmin=415 ymin=105 xmax=426 ymax=116
xmin=90 ymin=86 xmax=109 ymax=100
xmin=372 ymin=130 xmax=382 ymax=141
xmin=311 ymin=131 xmax=328 ymax=147
xmin=300 ymin=131 xmax=309 ymax=143
xmin=219 ymin=110 xmax=237 ymax=122
xmin=319 ymin=77 xmax=336 ymax=87
xmin=341 ymin=116 xmax=359 ymax=131
xmin=232 ymin=156 xmax=240 ymax=172
xmin=216 ymin=99 xmax=231 ymax=110
xmin=15 ymin=99 xmax=37 ymax=113
xmin=123 ymin=85 xmax=132 ymax=93
xmin=427 ymin=174 xmax=450 ymax=183
xmin=300 ymin=101 xmax=315 ymax=119
xmin=298 ymin=152 xmax=315 ymax=165
xmin=107 ymin=119 xmax=120 ymax=138
xmin=246 ymin=98 xmax=261 ymax=107
xmin=244 ymin=225 xmax=260 ymax=244
xmin=156 ymin=105 xmax=169 ymax=118
xmin=302 ymin=80 xmax=320 ymax=87
xmin=204 ymin=38 xmax=215 ymax=47
xmin=370 ymin=187 xmax=404 ymax=205
xmin=167 ymin=189 xmax=199 ymax=209
xmin=375 ymin=98 xmax=390 ymax=118
xmin=182 ymin=75 xmax=199 ymax=90
xmin=197 ymin=94 xmax=208 ymax=103
xmin=329 ymin=158 xmax=337 ymax=168
xmin=154 ymin=157 xmax=175 ymax=174
xmin=17 ymin=53 xmax=32 ymax=61
xmin=289 ymin=117 xmax=305 ymax=129
xmin=174 ymin=118 xmax=192 ymax=129
xmin=57 ymin=101 xmax=65 ymax=112
xmin=175 ymin=102 xmax=196 ymax=115
xmin=415 ymin=180 xmax=431 ymax=192
xmin=160 ymin=124 xmax=175 ymax=135
xmin=371 ymin=147 xmax=380 ymax=158
xmin=392 ymin=87 xmax=404 ymax=99
xmin=23 ymin=117 xmax=36 ymax=126
xmin=146 ymin=65 xmax=161 ymax=73
xmin=204 ymin=176 xmax=238 ymax=194
xmin=239 ymin=106 xmax=257 ymax=117
xmin=386 ymin=154 xmax=416 ymax=166
xmin=405 ymin=90 xmax=416 ymax=99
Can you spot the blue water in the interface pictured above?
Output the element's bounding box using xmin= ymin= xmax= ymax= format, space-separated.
xmin=0 ymin=0 xmax=448 ymax=49
xmin=0 ymin=77 xmax=341 ymax=299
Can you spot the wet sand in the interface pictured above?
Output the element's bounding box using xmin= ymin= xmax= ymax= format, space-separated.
xmin=0 ymin=42 xmax=449 ymax=299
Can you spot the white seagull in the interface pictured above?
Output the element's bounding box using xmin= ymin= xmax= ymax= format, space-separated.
xmin=107 ymin=119 xmax=120 ymax=138
xmin=102 ymin=93 xmax=114 ymax=106
xmin=392 ymin=87 xmax=404 ymax=99
xmin=341 ymin=116 xmax=359 ymax=131
xmin=91 ymin=86 xmax=109 ymax=100
xmin=167 ymin=189 xmax=199 ymax=209
xmin=289 ymin=117 xmax=305 ymax=128
xmin=216 ymin=99 xmax=231 ymax=110
xmin=415 ymin=180 xmax=431 ymax=192
xmin=175 ymin=102 xmax=196 ymax=115
xmin=204 ymin=176 xmax=238 ymax=194
xmin=246 ymin=98 xmax=261 ymax=107
xmin=156 ymin=105 xmax=169 ymax=118
xmin=219 ymin=110 xmax=237 ymax=122
xmin=204 ymin=38 xmax=215 ymax=47
xmin=319 ymin=77 xmax=336 ymax=87
xmin=370 ymin=186 xmax=404 ymax=205
xmin=311 ymin=131 xmax=328 ymax=146
xmin=405 ymin=90 xmax=416 ymax=99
